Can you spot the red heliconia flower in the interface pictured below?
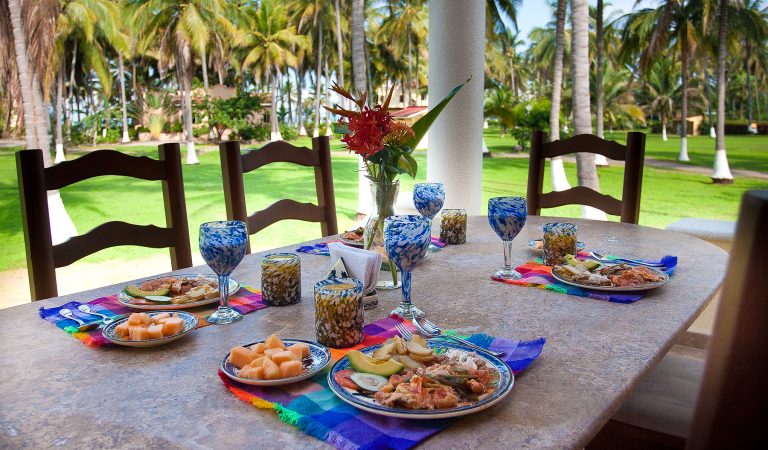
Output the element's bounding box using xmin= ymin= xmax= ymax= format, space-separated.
xmin=341 ymin=106 xmax=393 ymax=158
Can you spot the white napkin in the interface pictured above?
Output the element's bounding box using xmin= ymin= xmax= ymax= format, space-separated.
xmin=327 ymin=242 xmax=382 ymax=295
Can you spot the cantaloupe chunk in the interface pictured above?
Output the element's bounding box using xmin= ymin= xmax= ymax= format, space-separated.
xmin=128 ymin=326 xmax=149 ymax=341
xmin=265 ymin=334 xmax=285 ymax=349
xmin=262 ymin=357 xmax=281 ymax=380
xmin=279 ymin=360 xmax=302 ymax=378
xmin=152 ymin=312 xmax=171 ymax=322
xmin=271 ymin=350 xmax=299 ymax=364
xmin=229 ymin=346 xmax=259 ymax=369
xmin=239 ymin=366 xmax=265 ymax=380
xmin=115 ymin=322 xmax=130 ymax=338
xmin=251 ymin=342 xmax=267 ymax=355
xmin=162 ymin=317 xmax=185 ymax=336
xmin=249 ymin=356 xmax=268 ymax=368
xmin=127 ymin=313 xmax=144 ymax=325
xmin=263 ymin=347 xmax=284 ymax=358
xmin=140 ymin=313 xmax=153 ymax=326
xmin=289 ymin=343 xmax=310 ymax=358
xmin=147 ymin=324 xmax=164 ymax=339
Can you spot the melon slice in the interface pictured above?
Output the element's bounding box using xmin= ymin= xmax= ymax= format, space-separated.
xmin=265 ymin=334 xmax=285 ymax=349
xmin=162 ymin=317 xmax=185 ymax=336
xmin=128 ymin=326 xmax=149 ymax=341
xmin=279 ymin=360 xmax=302 ymax=378
xmin=229 ymin=346 xmax=259 ymax=369
xmin=127 ymin=313 xmax=144 ymax=326
xmin=271 ymin=351 xmax=298 ymax=365
xmin=147 ymin=324 xmax=164 ymax=339
xmin=249 ymin=356 xmax=268 ymax=368
xmin=251 ymin=342 xmax=267 ymax=355
xmin=288 ymin=343 xmax=310 ymax=358
xmin=263 ymin=347 xmax=284 ymax=358
xmin=153 ymin=312 xmax=171 ymax=322
xmin=262 ymin=357 xmax=281 ymax=380
xmin=115 ymin=322 xmax=130 ymax=338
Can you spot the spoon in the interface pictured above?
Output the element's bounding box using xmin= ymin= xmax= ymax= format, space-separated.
xmin=588 ymin=251 xmax=666 ymax=268
xmin=59 ymin=308 xmax=99 ymax=332
xmin=77 ymin=305 xmax=116 ymax=325
xmin=411 ymin=317 xmax=505 ymax=357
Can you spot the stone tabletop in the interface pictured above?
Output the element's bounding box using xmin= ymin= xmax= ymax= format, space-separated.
xmin=0 ymin=216 xmax=728 ymax=449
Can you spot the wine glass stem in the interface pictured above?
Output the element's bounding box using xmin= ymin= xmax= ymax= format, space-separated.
xmin=399 ymin=270 xmax=413 ymax=313
xmin=218 ymin=274 xmax=230 ymax=309
xmin=503 ymin=240 xmax=513 ymax=271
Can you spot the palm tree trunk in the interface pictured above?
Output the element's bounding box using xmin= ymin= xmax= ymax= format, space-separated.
xmin=571 ymin=0 xmax=605 ymax=219
xmin=745 ymin=46 xmax=753 ymax=126
xmin=176 ymin=42 xmax=198 ymax=164
xmin=324 ymin=60 xmax=332 ymax=136
xmin=549 ymin=0 xmax=570 ymax=192
xmin=201 ymin=44 xmax=209 ymax=93
xmin=678 ymin=38 xmax=690 ymax=161
xmin=313 ymin=20 xmax=323 ymax=138
xmin=712 ymin=0 xmax=733 ymax=182
xmin=118 ymin=53 xmax=130 ymax=143
xmin=66 ymin=42 xmax=77 ymax=141
xmin=297 ymin=67 xmax=307 ymax=135
xmin=351 ymin=0 xmax=365 ymax=93
xmin=593 ymin=0 xmax=608 ymax=167
xmin=55 ymin=65 xmax=65 ymax=163
xmin=334 ymin=0 xmax=345 ymax=106
xmin=406 ymin=31 xmax=413 ymax=106
xmin=270 ymin=72 xmax=282 ymax=141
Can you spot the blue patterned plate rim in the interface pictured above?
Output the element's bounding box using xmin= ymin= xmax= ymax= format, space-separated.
xmin=117 ymin=274 xmax=240 ymax=311
xmin=102 ymin=311 xmax=198 ymax=346
xmin=220 ymin=339 xmax=331 ymax=387
xmin=527 ymin=239 xmax=586 ymax=252
xmin=327 ymin=341 xmax=515 ymax=419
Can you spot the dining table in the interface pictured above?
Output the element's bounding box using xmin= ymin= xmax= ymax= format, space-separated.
xmin=0 ymin=216 xmax=728 ymax=449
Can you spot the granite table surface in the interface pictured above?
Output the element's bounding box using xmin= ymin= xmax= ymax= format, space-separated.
xmin=0 ymin=216 xmax=728 ymax=449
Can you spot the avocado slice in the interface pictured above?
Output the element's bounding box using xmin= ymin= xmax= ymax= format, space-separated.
xmin=580 ymin=259 xmax=601 ymax=270
xmin=348 ymin=350 xmax=404 ymax=377
xmin=124 ymin=284 xmax=171 ymax=298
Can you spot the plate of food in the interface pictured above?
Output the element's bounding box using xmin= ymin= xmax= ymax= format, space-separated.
xmin=551 ymin=255 xmax=670 ymax=292
xmin=327 ymin=335 xmax=514 ymax=419
xmin=339 ymin=227 xmax=365 ymax=247
xmin=117 ymin=275 xmax=240 ymax=310
xmin=102 ymin=311 xmax=198 ymax=347
xmin=527 ymin=239 xmax=585 ymax=253
xmin=220 ymin=335 xmax=331 ymax=386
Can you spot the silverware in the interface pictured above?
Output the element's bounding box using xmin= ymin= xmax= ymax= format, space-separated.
xmin=411 ymin=317 xmax=505 ymax=357
xmin=77 ymin=305 xmax=116 ymax=325
xmin=395 ymin=323 xmax=413 ymax=341
xmin=59 ymin=308 xmax=99 ymax=332
xmin=588 ymin=251 xmax=666 ymax=268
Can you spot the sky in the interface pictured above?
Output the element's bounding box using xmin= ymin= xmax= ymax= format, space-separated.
xmin=513 ymin=0 xmax=656 ymax=47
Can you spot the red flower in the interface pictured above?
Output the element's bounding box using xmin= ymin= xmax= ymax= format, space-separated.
xmin=342 ymin=106 xmax=393 ymax=158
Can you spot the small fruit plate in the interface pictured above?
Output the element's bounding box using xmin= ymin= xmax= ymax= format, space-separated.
xmin=102 ymin=311 xmax=198 ymax=347
xmin=220 ymin=339 xmax=331 ymax=386
xmin=117 ymin=274 xmax=240 ymax=310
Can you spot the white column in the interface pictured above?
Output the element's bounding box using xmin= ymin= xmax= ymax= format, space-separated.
xmin=427 ymin=0 xmax=484 ymax=214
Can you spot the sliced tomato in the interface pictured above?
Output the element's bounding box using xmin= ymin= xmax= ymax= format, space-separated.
xmin=334 ymin=370 xmax=359 ymax=390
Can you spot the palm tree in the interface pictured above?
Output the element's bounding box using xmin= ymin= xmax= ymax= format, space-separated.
xmin=242 ymin=0 xmax=307 ymax=141
xmin=549 ymin=0 xmax=571 ymax=192
xmin=378 ymin=0 xmax=427 ymax=106
xmin=637 ymin=59 xmax=677 ymax=141
xmin=134 ymin=0 xmax=237 ymax=164
xmin=351 ymin=0 xmax=365 ymax=95
xmin=709 ymin=0 xmax=734 ymax=182
xmin=572 ymin=0 xmax=606 ymax=220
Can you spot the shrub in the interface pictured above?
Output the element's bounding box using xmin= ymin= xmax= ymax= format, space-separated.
xmin=238 ymin=124 xmax=270 ymax=141
xmin=169 ymin=121 xmax=184 ymax=133
xmin=279 ymin=124 xmax=299 ymax=141
xmin=96 ymin=128 xmax=121 ymax=144
xmin=193 ymin=126 xmax=211 ymax=138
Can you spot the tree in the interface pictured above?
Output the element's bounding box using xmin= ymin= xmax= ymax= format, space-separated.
xmin=549 ymin=0 xmax=571 ymax=192
xmin=572 ymin=0 xmax=606 ymax=220
xmin=711 ymin=0 xmax=734 ymax=182
xmin=241 ymin=0 xmax=307 ymax=141
xmin=637 ymin=59 xmax=677 ymax=141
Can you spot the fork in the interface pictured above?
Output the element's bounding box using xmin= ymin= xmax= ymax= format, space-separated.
xmin=395 ymin=322 xmax=413 ymax=341
xmin=412 ymin=317 xmax=505 ymax=357
xmin=588 ymin=251 xmax=666 ymax=268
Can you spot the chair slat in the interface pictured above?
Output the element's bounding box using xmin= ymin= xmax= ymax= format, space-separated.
xmin=241 ymin=141 xmax=319 ymax=173
xmin=246 ymin=199 xmax=327 ymax=235
xmin=53 ymin=222 xmax=176 ymax=268
xmin=542 ymin=134 xmax=628 ymax=160
xmin=539 ymin=187 xmax=623 ymax=216
xmin=45 ymin=150 xmax=165 ymax=190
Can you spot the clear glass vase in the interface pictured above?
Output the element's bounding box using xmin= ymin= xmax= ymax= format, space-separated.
xmin=364 ymin=181 xmax=401 ymax=290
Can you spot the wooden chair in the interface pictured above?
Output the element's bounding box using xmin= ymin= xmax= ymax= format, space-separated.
xmin=17 ymin=145 xmax=193 ymax=300
xmin=588 ymin=190 xmax=768 ymax=450
xmin=527 ymin=131 xmax=646 ymax=224
xmin=219 ymin=137 xmax=337 ymax=253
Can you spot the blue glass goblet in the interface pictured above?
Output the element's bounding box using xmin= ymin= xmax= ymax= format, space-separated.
xmin=200 ymin=221 xmax=248 ymax=324
xmin=413 ymin=182 xmax=445 ymax=221
xmin=488 ymin=197 xmax=527 ymax=280
xmin=384 ymin=215 xmax=431 ymax=319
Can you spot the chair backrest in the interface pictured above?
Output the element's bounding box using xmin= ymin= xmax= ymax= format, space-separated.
xmin=686 ymin=190 xmax=768 ymax=449
xmin=219 ymin=137 xmax=338 ymax=253
xmin=527 ymin=131 xmax=646 ymax=224
xmin=16 ymin=144 xmax=193 ymax=300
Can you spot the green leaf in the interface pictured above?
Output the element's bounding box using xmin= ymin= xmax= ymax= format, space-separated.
xmin=399 ymin=153 xmax=418 ymax=178
xmin=333 ymin=123 xmax=349 ymax=135
xmin=405 ymin=76 xmax=471 ymax=149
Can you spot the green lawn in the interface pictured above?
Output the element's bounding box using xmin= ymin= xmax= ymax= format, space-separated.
xmin=0 ymin=137 xmax=765 ymax=271
xmin=484 ymin=126 xmax=768 ymax=173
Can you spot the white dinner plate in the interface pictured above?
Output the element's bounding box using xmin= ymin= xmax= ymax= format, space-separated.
xmin=551 ymin=264 xmax=670 ymax=292
xmin=102 ymin=311 xmax=198 ymax=347
xmin=117 ymin=274 xmax=240 ymax=310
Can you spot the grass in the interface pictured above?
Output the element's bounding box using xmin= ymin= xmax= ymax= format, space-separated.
xmin=483 ymin=126 xmax=768 ymax=173
xmin=0 ymin=135 xmax=765 ymax=272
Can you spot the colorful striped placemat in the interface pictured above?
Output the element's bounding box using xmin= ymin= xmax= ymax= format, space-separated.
xmin=38 ymin=286 xmax=267 ymax=347
xmin=219 ymin=316 xmax=545 ymax=450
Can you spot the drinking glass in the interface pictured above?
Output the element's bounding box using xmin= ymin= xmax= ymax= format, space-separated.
xmin=488 ymin=197 xmax=527 ymax=280
xmin=199 ymin=221 xmax=248 ymax=324
xmin=413 ymin=182 xmax=445 ymax=222
xmin=384 ymin=215 xmax=431 ymax=319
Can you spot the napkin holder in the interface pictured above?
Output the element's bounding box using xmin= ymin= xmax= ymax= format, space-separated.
xmin=326 ymin=257 xmax=379 ymax=310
